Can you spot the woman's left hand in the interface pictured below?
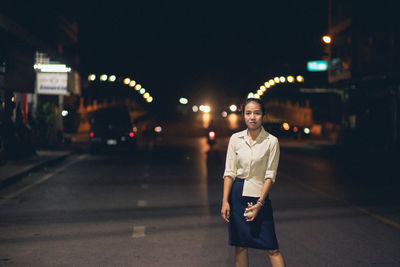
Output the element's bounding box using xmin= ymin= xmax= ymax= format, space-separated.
xmin=244 ymin=203 xmax=262 ymax=222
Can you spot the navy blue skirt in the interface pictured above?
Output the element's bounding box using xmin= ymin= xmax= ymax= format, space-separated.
xmin=228 ymin=178 xmax=279 ymax=250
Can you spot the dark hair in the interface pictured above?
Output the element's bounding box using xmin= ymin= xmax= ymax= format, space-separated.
xmin=241 ymin=98 xmax=266 ymax=115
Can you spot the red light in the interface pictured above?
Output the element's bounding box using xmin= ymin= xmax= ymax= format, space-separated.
xmin=209 ymin=131 xmax=215 ymax=139
xmin=90 ymin=132 xmax=94 ymax=138
xmin=129 ymin=132 xmax=135 ymax=138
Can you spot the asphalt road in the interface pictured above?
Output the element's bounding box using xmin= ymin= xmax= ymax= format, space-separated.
xmin=0 ymin=136 xmax=399 ymax=266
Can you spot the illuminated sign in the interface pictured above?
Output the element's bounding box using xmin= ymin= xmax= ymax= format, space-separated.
xmin=307 ymin=60 xmax=328 ymax=72
xmin=36 ymin=73 xmax=68 ymax=95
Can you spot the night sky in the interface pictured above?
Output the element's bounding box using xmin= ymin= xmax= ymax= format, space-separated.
xmin=78 ymin=0 xmax=328 ymax=107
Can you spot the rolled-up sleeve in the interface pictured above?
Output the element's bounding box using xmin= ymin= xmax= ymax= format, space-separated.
xmin=223 ymin=136 xmax=237 ymax=180
xmin=264 ymin=139 xmax=280 ymax=183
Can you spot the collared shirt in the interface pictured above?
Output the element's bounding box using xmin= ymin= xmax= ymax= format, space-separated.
xmin=223 ymin=127 xmax=280 ymax=197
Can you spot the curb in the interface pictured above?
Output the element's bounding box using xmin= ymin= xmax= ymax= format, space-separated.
xmin=0 ymin=151 xmax=73 ymax=189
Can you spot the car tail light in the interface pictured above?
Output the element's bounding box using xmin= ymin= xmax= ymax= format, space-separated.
xmin=129 ymin=132 xmax=135 ymax=138
xmin=208 ymin=131 xmax=215 ymax=140
xmin=90 ymin=132 xmax=94 ymax=138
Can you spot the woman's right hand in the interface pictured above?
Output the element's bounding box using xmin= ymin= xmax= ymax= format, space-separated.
xmin=221 ymin=201 xmax=230 ymax=223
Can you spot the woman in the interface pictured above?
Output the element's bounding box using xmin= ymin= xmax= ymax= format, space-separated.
xmin=221 ymin=98 xmax=285 ymax=267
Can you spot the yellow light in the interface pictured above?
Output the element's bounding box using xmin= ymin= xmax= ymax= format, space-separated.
xmin=88 ymin=74 xmax=96 ymax=81
xmin=124 ymin=78 xmax=130 ymax=85
xmin=154 ymin=126 xmax=162 ymax=133
xmin=282 ymin=122 xmax=290 ymax=131
xmin=265 ymin=82 xmax=270 ymax=88
xmin=143 ymin=92 xmax=150 ymax=98
xmin=322 ymin=35 xmax=332 ymax=44
xmin=229 ymin=104 xmax=237 ymax=112
xmin=287 ymin=76 xmax=294 ymax=83
xmin=139 ymin=88 xmax=145 ymax=94
xmin=100 ymin=74 xmax=107 ymax=81
xmin=248 ymin=92 xmax=254 ymax=98
xmin=11 ymin=97 xmax=15 ymax=102
xmin=179 ymin=98 xmax=188 ymax=104
xmin=257 ymin=89 xmax=263 ymax=95
xmin=146 ymin=97 xmax=153 ymax=103
xmin=192 ymin=105 xmax=199 ymax=112
xmin=274 ymin=77 xmax=280 ymax=83
xmin=269 ymin=79 xmax=275 ymax=86
xmin=254 ymin=94 xmax=260 ymax=99
xmin=129 ymin=80 xmax=136 ymax=87
xmin=260 ymin=86 xmax=266 ymax=92
xmin=203 ymin=105 xmax=211 ymax=113
xmin=135 ymin=84 xmax=142 ymax=90
xmin=304 ymin=127 xmax=310 ymax=134
xmin=296 ymin=75 xmax=304 ymax=82
xmin=109 ymin=75 xmax=116 ymax=82
xmin=280 ymin=76 xmax=286 ymax=83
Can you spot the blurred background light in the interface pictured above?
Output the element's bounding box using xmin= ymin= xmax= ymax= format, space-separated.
xmin=229 ymin=104 xmax=237 ymax=112
xmin=280 ymin=76 xmax=286 ymax=83
xmin=88 ymin=74 xmax=96 ymax=81
xmin=108 ymin=75 xmax=116 ymax=82
xmin=100 ymin=74 xmax=107 ymax=81
xmin=129 ymin=80 xmax=136 ymax=87
xmin=322 ymin=35 xmax=332 ymax=44
xmin=124 ymin=78 xmax=131 ymax=84
xmin=146 ymin=97 xmax=153 ymax=103
xmin=221 ymin=111 xmax=228 ymax=117
xmin=61 ymin=110 xmax=69 ymax=117
xmin=179 ymin=97 xmax=188 ymax=104
xmin=287 ymin=76 xmax=294 ymax=83
xmin=143 ymin=92 xmax=150 ymax=98
xmin=139 ymin=88 xmax=145 ymax=94
xmin=135 ymin=84 xmax=142 ymax=90
xmin=192 ymin=105 xmax=199 ymax=112
xmin=296 ymin=75 xmax=304 ymax=82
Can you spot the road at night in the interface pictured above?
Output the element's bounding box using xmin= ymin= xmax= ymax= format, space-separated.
xmin=0 ymin=136 xmax=399 ymax=266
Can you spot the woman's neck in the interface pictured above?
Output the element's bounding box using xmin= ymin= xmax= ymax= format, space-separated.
xmin=247 ymin=127 xmax=261 ymax=141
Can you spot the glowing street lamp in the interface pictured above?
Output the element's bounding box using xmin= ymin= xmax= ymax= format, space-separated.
xmin=229 ymin=104 xmax=237 ymax=112
xmin=322 ymin=35 xmax=332 ymax=44
xmin=179 ymin=97 xmax=188 ymax=104
xmin=124 ymin=78 xmax=131 ymax=85
xmin=296 ymin=75 xmax=304 ymax=82
xmin=287 ymin=76 xmax=294 ymax=83
xmin=100 ymin=74 xmax=107 ymax=81
xmin=109 ymin=75 xmax=116 ymax=82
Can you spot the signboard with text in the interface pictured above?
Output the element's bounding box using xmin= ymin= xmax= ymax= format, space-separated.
xmin=36 ymin=73 xmax=68 ymax=95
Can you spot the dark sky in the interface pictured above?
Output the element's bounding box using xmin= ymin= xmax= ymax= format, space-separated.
xmin=78 ymin=0 xmax=328 ymax=106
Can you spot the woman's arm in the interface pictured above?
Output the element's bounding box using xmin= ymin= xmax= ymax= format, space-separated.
xmin=221 ymin=176 xmax=234 ymax=222
xmin=245 ymin=178 xmax=272 ymax=222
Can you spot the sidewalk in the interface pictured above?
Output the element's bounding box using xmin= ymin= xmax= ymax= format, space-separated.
xmin=0 ymin=150 xmax=73 ymax=188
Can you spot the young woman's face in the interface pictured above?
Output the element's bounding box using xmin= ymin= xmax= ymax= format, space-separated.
xmin=244 ymin=101 xmax=263 ymax=130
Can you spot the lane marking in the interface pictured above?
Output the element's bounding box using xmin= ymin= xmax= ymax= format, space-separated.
xmin=0 ymin=154 xmax=87 ymax=205
xmin=286 ymin=175 xmax=400 ymax=230
xmin=132 ymin=226 xmax=146 ymax=238
xmin=137 ymin=200 xmax=148 ymax=207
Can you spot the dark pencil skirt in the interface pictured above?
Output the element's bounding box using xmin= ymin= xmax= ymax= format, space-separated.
xmin=228 ymin=178 xmax=279 ymax=250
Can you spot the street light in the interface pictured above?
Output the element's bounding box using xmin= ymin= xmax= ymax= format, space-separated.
xmin=229 ymin=104 xmax=237 ymax=112
xmin=287 ymin=76 xmax=294 ymax=83
xmin=179 ymin=97 xmax=188 ymax=104
xmin=296 ymin=75 xmax=304 ymax=82
xmin=124 ymin=78 xmax=131 ymax=85
xmin=322 ymin=35 xmax=332 ymax=44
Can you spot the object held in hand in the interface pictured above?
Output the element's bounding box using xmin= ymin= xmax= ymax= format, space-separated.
xmin=244 ymin=202 xmax=254 ymax=218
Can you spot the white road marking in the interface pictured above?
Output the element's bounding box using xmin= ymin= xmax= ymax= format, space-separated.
xmin=0 ymin=154 xmax=87 ymax=205
xmin=132 ymin=226 xmax=146 ymax=238
xmin=137 ymin=200 xmax=148 ymax=207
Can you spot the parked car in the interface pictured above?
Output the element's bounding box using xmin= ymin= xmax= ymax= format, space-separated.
xmin=89 ymin=107 xmax=137 ymax=152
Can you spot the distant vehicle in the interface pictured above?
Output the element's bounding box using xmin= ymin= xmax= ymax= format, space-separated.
xmin=89 ymin=107 xmax=137 ymax=152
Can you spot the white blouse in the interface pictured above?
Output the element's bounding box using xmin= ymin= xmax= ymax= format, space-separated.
xmin=223 ymin=127 xmax=280 ymax=197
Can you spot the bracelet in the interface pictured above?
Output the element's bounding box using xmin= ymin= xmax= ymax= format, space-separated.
xmin=257 ymin=198 xmax=265 ymax=206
